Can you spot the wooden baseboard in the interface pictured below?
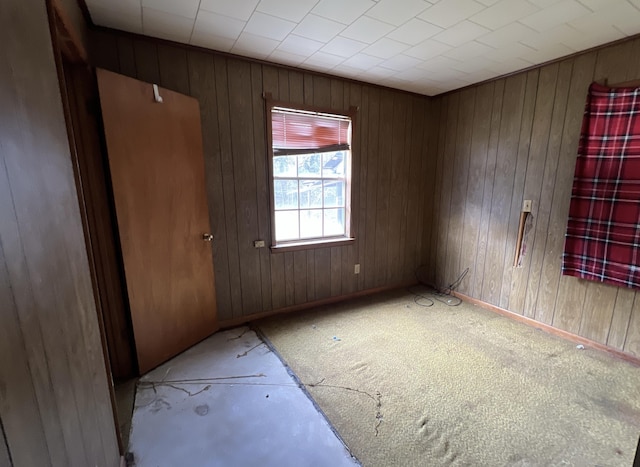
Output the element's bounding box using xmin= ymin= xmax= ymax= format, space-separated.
xmin=219 ymin=282 xmax=415 ymax=329
xmin=453 ymin=291 xmax=640 ymax=367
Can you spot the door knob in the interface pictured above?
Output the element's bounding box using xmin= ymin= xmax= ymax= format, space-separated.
xmin=203 ymin=233 xmax=214 ymax=242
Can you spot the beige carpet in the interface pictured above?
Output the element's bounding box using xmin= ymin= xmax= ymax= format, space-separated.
xmin=256 ymin=289 xmax=640 ymax=466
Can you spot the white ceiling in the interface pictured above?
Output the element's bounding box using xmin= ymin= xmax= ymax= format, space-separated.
xmin=86 ymin=0 xmax=640 ymax=95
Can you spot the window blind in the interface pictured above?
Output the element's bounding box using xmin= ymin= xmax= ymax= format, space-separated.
xmin=271 ymin=107 xmax=351 ymax=155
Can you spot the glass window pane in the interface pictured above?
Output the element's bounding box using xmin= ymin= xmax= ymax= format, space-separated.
xmin=322 ymin=151 xmax=345 ymax=177
xmin=324 ymin=208 xmax=345 ymax=236
xmin=275 ymin=211 xmax=299 ymax=241
xmin=273 ymin=155 xmax=297 ymax=177
xmin=323 ymin=180 xmax=344 ymax=207
xmin=299 ymin=180 xmax=322 ymax=209
xmin=298 ymin=153 xmax=321 ymax=177
xmin=300 ymin=209 xmax=323 ymax=239
xmin=274 ymin=180 xmax=298 ymax=210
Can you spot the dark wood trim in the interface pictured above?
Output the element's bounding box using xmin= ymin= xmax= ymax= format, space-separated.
xmin=50 ymin=0 xmax=88 ymax=63
xmin=270 ymin=238 xmax=355 ymax=253
xmin=76 ymin=0 xmax=94 ymax=28
xmin=453 ymin=291 xmax=640 ymax=367
xmin=220 ymin=281 xmax=416 ymax=328
xmin=266 ymin=96 xmax=359 ymax=117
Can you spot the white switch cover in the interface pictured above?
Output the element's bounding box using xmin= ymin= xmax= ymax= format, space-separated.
xmin=523 ymin=200 xmax=532 ymax=212
xmin=354 ymin=264 xmax=360 ymax=274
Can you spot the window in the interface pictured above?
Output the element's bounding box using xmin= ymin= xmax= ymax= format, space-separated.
xmin=267 ymin=101 xmax=355 ymax=250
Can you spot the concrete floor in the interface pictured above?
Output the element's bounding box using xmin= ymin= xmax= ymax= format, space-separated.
xmin=125 ymin=326 xmax=359 ymax=467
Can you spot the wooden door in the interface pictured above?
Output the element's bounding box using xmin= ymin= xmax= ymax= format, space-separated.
xmin=96 ymin=68 xmax=218 ymax=373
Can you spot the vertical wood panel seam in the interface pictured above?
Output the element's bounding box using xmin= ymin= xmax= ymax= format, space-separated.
xmin=457 ymin=89 xmax=476 ymax=280
xmin=532 ymin=60 xmax=574 ymax=320
xmin=0 ymin=417 xmax=14 ymax=467
xmin=499 ymin=73 xmax=535 ymax=309
xmin=621 ymin=293 xmax=637 ymax=350
xmin=478 ymin=82 xmax=504 ymax=297
xmin=224 ymin=59 xmax=245 ymax=316
xmin=518 ymin=71 xmax=546 ymax=307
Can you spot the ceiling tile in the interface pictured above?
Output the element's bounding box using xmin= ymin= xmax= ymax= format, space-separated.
xmin=380 ymin=54 xmax=423 ymax=71
xmin=519 ymin=0 xmax=590 ymax=32
xmin=577 ymin=0 xmax=614 ymax=11
xmin=518 ymin=24 xmax=578 ymax=50
xmin=256 ymin=0 xmax=319 ymax=22
xmin=470 ymin=0 xmax=539 ymax=30
xmin=276 ymin=34 xmax=324 ymax=55
xmin=142 ymin=0 xmax=199 ymax=19
xmin=232 ymin=32 xmax=280 ymax=57
xmin=486 ymin=58 xmax=534 ymax=74
xmin=518 ymin=42 xmax=575 ymax=63
xmin=321 ymin=36 xmax=368 ymax=57
xmin=387 ymin=18 xmax=443 ymax=45
xmin=476 ymin=23 xmax=537 ymax=48
xmin=312 ymin=0 xmax=376 ymax=25
xmin=482 ymin=42 xmax=536 ymax=62
xmin=612 ymin=10 xmax=640 ymax=35
xmin=199 ymin=0 xmax=260 ymax=21
xmin=293 ymin=14 xmax=345 ymax=42
xmin=193 ymin=10 xmax=245 ymax=40
xmin=269 ymin=49 xmax=307 ymax=66
xmin=304 ymin=51 xmax=345 ymax=68
xmin=144 ymin=29 xmax=192 ymax=43
xmin=190 ymin=31 xmax=236 ymax=51
xmin=627 ymin=0 xmax=640 ymax=10
xmin=365 ymin=0 xmax=431 ymax=26
xmin=431 ymin=20 xmax=491 ymax=46
xmin=366 ymin=66 xmax=398 ymax=78
xmin=404 ymin=38 xmax=452 ymax=60
xmin=85 ymin=0 xmax=140 ymax=12
xmin=570 ymin=1 xmax=640 ymax=36
xmin=416 ymin=55 xmax=464 ymax=72
xmin=244 ymin=11 xmax=296 ymax=41
xmin=562 ymin=24 xmax=625 ymax=49
xmin=363 ymin=38 xmax=411 ymax=59
xmin=527 ymin=0 xmax=564 ymax=6
xmin=341 ymin=53 xmax=384 ymax=70
xmin=443 ymin=41 xmax=494 ymax=61
xmin=89 ymin=5 xmax=142 ymax=33
xmin=418 ymin=0 xmax=486 ymax=28
xmin=393 ymin=67 xmax=431 ymax=82
xmin=340 ymin=16 xmax=395 ymax=44
xmin=143 ymin=7 xmax=194 ymax=41
xmin=449 ymin=55 xmax=499 ymax=73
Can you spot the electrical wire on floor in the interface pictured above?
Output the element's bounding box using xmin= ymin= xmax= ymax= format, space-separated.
xmin=407 ymin=266 xmax=469 ymax=307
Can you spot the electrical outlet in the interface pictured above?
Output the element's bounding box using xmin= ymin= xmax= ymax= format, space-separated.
xmin=354 ymin=264 xmax=360 ymax=274
xmin=523 ymin=200 xmax=532 ymax=213
xmin=253 ymin=240 xmax=265 ymax=248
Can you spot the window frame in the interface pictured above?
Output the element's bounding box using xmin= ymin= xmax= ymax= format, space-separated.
xmin=265 ymin=95 xmax=357 ymax=253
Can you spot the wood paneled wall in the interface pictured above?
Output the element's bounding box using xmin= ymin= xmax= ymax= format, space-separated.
xmin=90 ymin=30 xmax=435 ymax=322
xmin=426 ymin=37 xmax=640 ymax=358
xmin=0 ymin=0 xmax=119 ymax=465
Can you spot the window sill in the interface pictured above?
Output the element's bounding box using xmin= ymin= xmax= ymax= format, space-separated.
xmin=270 ymin=237 xmax=355 ymax=253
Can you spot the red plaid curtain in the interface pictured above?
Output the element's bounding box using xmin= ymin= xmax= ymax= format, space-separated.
xmin=562 ymin=82 xmax=640 ymax=289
